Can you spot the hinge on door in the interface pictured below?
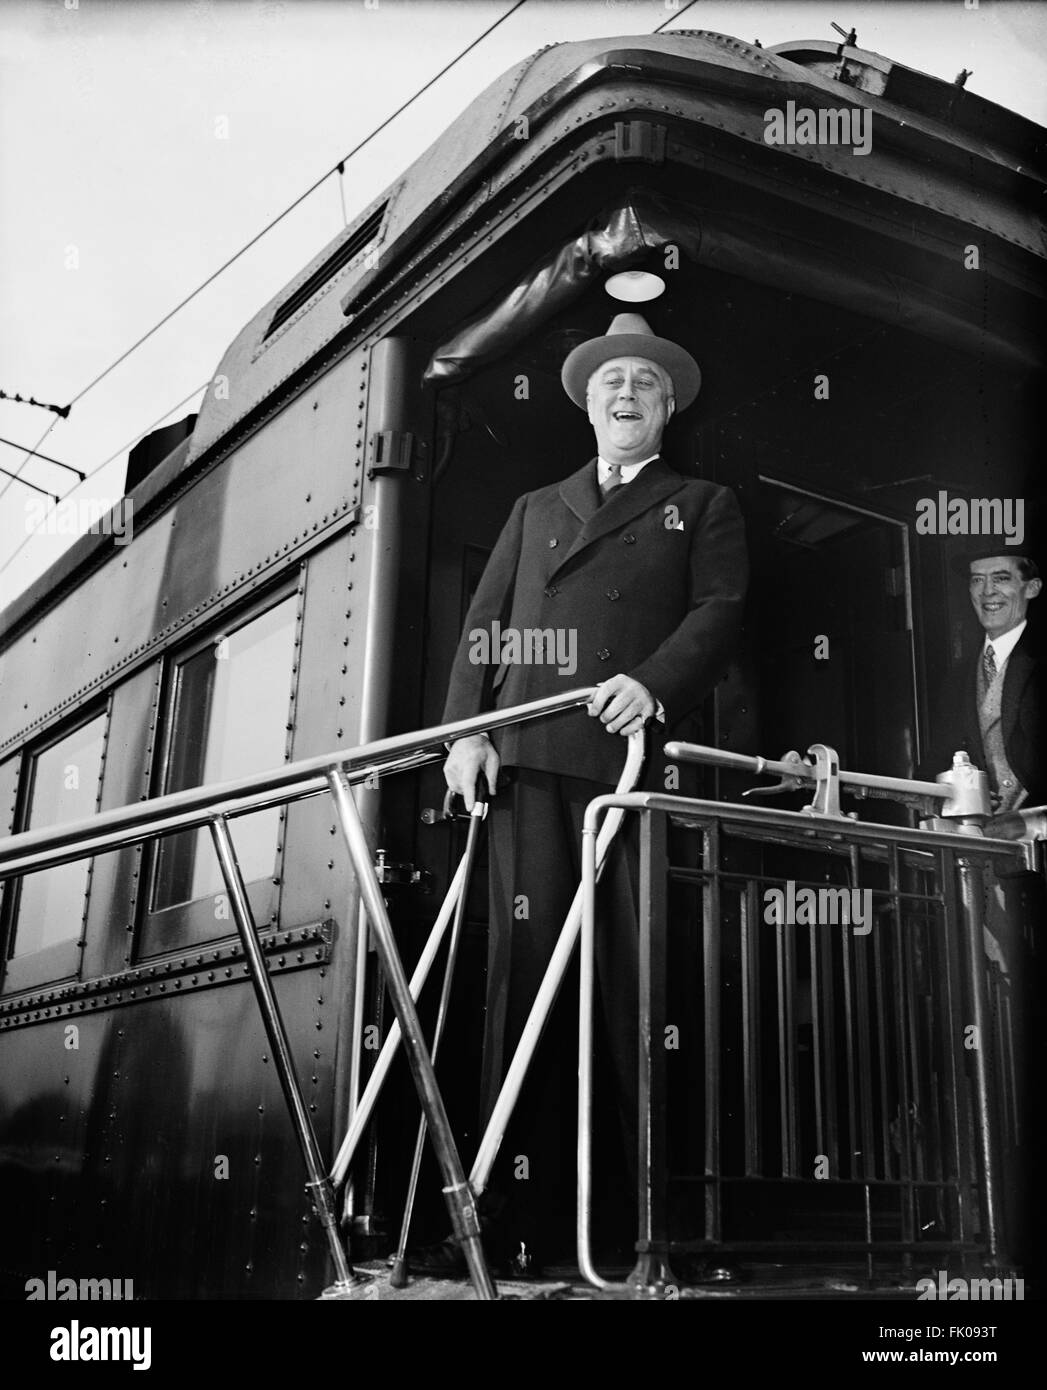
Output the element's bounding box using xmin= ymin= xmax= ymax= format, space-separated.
xmin=613 ymin=120 xmax=666 ymax=163
xmin=368 ymin=430 xmax=415 ymax=476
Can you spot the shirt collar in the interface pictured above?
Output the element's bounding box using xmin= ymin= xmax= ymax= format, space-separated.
xmin=597 ymin=454 xmax=659 ymax=484
xmin=984 ymin=619 xmax=1026 ymax=669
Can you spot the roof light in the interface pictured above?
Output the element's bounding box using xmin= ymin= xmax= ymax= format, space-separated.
xmin=605 ymin=270 xmax=666 ymax=303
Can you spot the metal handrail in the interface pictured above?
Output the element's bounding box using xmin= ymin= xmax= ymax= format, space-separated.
xmin=327 ymin=727 xmax=646 ymax=1188
xmin=576 ymin=787 xmax=1036 ymax=1296
xmin=0 ymin=688 xmax=609 ymax=1303
xmin=0 ymin=689 xmax=599 ymax=879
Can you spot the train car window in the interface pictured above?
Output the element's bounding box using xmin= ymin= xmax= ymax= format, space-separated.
xmin=150 ymin=592 xmax=297 ymax=917
xmin=4 ymin=711 xmax=106 ymax=971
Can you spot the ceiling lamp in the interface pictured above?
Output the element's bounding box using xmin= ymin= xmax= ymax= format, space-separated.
xmin=604 ymin=270 xmax=666 ymax=303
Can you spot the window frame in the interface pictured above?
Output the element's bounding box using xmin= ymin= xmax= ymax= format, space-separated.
xmin=135 ymin=579 xmax=302 ymax=959
xmin=1 ymin=700 xmax=111 ymax=994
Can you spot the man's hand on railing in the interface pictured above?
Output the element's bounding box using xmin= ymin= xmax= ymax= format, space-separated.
xmin=444 ymin=734 xmax=500 ymax=811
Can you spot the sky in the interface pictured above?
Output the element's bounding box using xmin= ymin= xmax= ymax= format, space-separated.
xmin=1 ymin=0 xmax=1045 ymax=608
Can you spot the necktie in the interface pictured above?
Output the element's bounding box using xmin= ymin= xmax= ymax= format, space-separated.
xmin=983 ymin=644 xmax=997 ymax=685
xmin=600 ymin=463 xmax=624 ymax=501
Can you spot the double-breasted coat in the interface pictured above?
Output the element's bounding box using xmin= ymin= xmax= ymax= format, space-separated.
xmin=438 ymin=457 xmax=749 ymax=1247
xmin=441 ymin=456 xmax=749 ymax=781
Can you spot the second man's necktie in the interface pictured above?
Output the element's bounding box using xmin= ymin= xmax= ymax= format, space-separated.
xmin=983 ymin=644 xmax=997 ymax=685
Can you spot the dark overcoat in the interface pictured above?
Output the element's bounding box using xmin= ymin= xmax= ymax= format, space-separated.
xmin=921 ymin=624 xmax=1044 ymax=804
xmin=441 ymin=456 xmax=749 ymax=784
xmin=960 ymin=629 xmax=1044 ymax=803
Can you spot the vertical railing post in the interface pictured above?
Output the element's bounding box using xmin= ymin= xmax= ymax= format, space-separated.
xmin=703 ymin=821 xmax=723 ymax=1244
xmin=956 ymin=855 xmax=1005 ymax=1268
xmin=325 ymin=768 xmax=497 ymax=1301
xmin=627 ymin=808 xmax=675 ymax=1294
xmin=576 ymin=797 xmax=609 ymax=1289
xmin=208 ymin=815 xmax=356 ymax=1293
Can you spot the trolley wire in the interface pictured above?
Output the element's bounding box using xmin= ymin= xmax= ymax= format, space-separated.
xmin=0 ymin=380 xmax=210 ymax=583
xmin=1 ymin=419 xmax=61 ymax=507
xmin=0 ymin=464 xmax=57 ymax=503
xmin=653 ymin=0 xmax=701 ymax=34
xmin=2 ymin=0 xmax=699 ymax=570
xmin=0 ymin=435 xmax=84 ymax=480
xmin=0 ymin=388 xmax=70 ymax=419
xmin=0 ymin=0 xmax=528 ymax=505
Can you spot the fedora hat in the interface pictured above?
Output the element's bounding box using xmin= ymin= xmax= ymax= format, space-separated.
xmin=949 ymin=542 xmax=1042 ymax=576
xmin=561 ymin=313 xmax=701 ymax=411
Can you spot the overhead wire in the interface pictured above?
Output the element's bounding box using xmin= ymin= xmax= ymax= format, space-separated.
xmin=653 ymin=0 xmax=701 ymax=35
xmin=0 ymin=436 xmax=84 ymax=480
xmin=4 ymin=0 xmax=702 ymax=579
xmin=0 ymin=465 xmax=57 ymax=502
xmin=0 ymin=0 xmax=528 ymax=505
xmin=0 ymin=380 xmax=210 ymax=582
xmin=1 ymin=418 xmax=61 ymax=508
xmin=0 ymin=389 xmax=69 ymax=418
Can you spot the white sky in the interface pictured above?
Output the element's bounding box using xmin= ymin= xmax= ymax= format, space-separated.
xmin=1 ymin=0 xmax=1044 ymax=608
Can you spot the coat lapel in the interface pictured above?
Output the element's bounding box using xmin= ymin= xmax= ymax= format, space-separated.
xmin=1001 ymin=635 xmax=1034 ymax=744
xmin=557 ymin=459 xmax=601 ymax=526
xmin=552 ymin=456 xmax=682 ymax=577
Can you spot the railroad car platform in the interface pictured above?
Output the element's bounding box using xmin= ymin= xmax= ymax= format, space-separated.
xmin=320 ymin=1259 xmax=942 ymax=1301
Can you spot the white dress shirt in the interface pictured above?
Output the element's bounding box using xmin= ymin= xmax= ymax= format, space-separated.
xmin=597 ymin=453 xmax=659 ymax=487
xmin=597 ymin=453 xmax=664 ymax=722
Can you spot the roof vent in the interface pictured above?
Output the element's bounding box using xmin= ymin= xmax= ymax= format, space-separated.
xmin=125 ymin=414 xmax=196 ymax=493
xmin=266 ymin=202 xmax=388 ymax=339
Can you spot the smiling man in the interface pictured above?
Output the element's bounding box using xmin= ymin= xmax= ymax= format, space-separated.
xmin=964 ymin=550 xmax=1043 ymax=813
xmin=429 ymin=313 xmax=748 ymax=1275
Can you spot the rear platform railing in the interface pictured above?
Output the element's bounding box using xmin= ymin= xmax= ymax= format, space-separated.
xmin=0 ymin=689 xmax=643 ymax=1302
xmin=577 ymin=743 xmax=1043 ymax=1295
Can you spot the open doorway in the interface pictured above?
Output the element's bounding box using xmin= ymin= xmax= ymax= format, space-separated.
xmin=745 ymin=478 xmax=919 ymax=808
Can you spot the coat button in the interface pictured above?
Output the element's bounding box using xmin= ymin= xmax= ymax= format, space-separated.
xmin=606 ymin=588 xmax=620 ymax=601
xmin=596 ymin=648 xmax=611 ymax=661
xmin=545 ymin=585 xmax=558 ymax=597
xmin=622 ymin=533 xmax=636 ymax=545
xmin=548 ymin=538 xmax=558 ymax=548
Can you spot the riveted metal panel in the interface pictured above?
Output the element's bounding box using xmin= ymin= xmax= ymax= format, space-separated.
xmin=0 ymin=755 xmax=18 ymax=837
xmin=0 ymin=957 xmax=335 ymax=1299
xmin=1 ymin=355 xmax=365 ymax=757
xmin=279 ymin=529 xmax=368 ymax=1151
xmin=189 ymin=33 xmax=1043 ymax=468
xmin=79 ymin=664 xmax=163 ymax=982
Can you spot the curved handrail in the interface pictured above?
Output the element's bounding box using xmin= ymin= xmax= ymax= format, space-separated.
xmin=330 ymin=725 xmax=646 ymax=1189
xmin=0 ymin=688 xmax=600 ymax=879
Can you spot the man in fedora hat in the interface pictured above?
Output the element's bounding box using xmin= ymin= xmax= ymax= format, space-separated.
xmin=429 ymin=313 xmax=748 ymax=1273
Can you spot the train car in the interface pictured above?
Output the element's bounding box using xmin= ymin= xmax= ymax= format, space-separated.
xmin=0 ymin=29 xmax=1043 ymax=1302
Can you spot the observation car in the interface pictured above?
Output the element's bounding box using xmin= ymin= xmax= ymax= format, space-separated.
xmin=0 ymin=29 xmax=1043 ymax=1301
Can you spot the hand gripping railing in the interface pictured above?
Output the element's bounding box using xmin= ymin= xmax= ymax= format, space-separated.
xmin=0 ymin=688 xmax=633 ymax=1302
xmin=326 ymin=728 xmax=646 ymax=1192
